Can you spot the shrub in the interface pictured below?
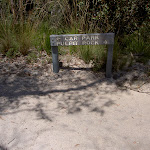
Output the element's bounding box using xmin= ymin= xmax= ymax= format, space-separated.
xmin=0 ymin=21 xmax=19 ymax=56
xmin=69 ymin=44 xmax=107 ymax=71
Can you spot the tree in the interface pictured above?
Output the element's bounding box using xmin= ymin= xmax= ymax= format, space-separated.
xmin=67 ymin=0 xmax=149 ymax=35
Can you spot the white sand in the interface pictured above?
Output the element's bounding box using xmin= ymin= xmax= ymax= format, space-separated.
xmin=0 ymin=56 xmax=150 ymax=150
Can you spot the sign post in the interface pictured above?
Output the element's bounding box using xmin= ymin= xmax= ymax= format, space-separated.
xmin=51 ymin=46 xmax=59 ymax=73
xmin=50 ymin=33 xmax=115 ymax=78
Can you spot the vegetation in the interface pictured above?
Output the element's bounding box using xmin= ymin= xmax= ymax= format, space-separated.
xmin=0 ymin=0 xmax=149 ymax=71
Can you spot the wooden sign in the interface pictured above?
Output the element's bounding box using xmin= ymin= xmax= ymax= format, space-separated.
xmin=50 ymin=33 xmax=115 ymax=78
xmin=50 ymin=33 xmax=114 ymax=46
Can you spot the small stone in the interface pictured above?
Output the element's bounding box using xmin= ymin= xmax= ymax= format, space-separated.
xmin=17 ymin=69 xmax=31 ymax=77
xmin=13 ymin=62 xmax=20 ymax=68
xmin=113 ymin=72 xmax=122 ymax=80
xmin=43 ymin=72 xmax=49 ymax=76
xmin=32 ymin=71 xmax=39 ymax=76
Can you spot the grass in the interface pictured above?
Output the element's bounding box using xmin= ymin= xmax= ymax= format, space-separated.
xmin=0 ymin=21 xmax=18 ymax=56
xmin=68 ymin=44 xmax=107 ymax=71
xmin=0 ymin=16 xmax=149 ymax=73
xmin=66 ymin=21 xmax=149 ymax=72
xmin=52 ymin=24 xmax=150 ymax=72
xmin=0 ymin=21 xmax=34 ymax=56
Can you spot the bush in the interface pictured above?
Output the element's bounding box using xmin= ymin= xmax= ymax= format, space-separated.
xmin=0 ymin=0 xmax=149 ymax=70
xmin=67 ymin=0 xmax=149 ymax=36
xmin=69 ymin=44 xmax=107 ymax=71
xmin=0 ymin=21 xmax=19 ymax=55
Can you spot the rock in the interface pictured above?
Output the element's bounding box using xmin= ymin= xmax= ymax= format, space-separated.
xmin=113 ymin=72 xmax=124 ymax=80
xmin=32 ymin=71 xmax=39 ymax=76
xmin=6 ymin=74 xmax=16 ymax=83
xmin=9 ymin=63 xmax=18 ymax=72
xmin=124 ymin=81 xmax=130 ymax=88
xmin=125 ymin=71 xmax=138 ymax=81
xmin=17 ymin=69 xmax=31 ymax=77
xmin=43 ymin=72 xmax=49 ymax=76
xmin=12 ymin=62 xmax=20 ymax=68
xmin=0 ymin=76 xmax=7 ymax=84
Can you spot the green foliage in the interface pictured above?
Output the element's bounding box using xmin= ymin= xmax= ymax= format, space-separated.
xmin=0 ymin=0 xmax=69 ymax=57
xmin=18 ymin=29 xmax=32 ymax=56
xmin=125 ymin=22 xmax=150 ymax=55
xmin=67 ymin=0 xmax=149 ymax=35
xmin=91 ymin=46 xmax=107 ymax=71
xmin=0 ymin=20 xmax=34 ymax=56
xmin=124 ymin=34 xmax=149 ymax=55
xmin=79 ymin=46 xmax=93 ymax=63
xmin=0 ymin=20 xmax=19 ymax=56
xmin=0 ymin=0 xmax=149 ymax=69
xmin=69 ymin=44 xmax=107 ymax=71
xmin=6 ymin=48 xmax=21 ymax=58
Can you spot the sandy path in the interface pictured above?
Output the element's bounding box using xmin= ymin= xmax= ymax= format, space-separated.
xmin=0 ymin=56 xmax=150 ymax=150
xmin=0 ymin=70 xmax=150 ymax=150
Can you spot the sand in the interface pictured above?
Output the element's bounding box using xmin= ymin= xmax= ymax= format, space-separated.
xmin=0 ymin=55 xmax=150 ymax=150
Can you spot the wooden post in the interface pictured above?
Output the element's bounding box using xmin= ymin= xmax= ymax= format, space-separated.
xmin=51 ymin=46 xmax=59 ymax=73
xmin=106 ymin=44 xmax=114 ymax=78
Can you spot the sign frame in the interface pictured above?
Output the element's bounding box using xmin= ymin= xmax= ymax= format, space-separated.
xmin=50 ymin=33 xmax=115 ymax=78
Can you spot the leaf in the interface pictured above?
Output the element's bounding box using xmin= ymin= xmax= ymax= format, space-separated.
xmin=75 ymin=144 xmax=80 ymax=147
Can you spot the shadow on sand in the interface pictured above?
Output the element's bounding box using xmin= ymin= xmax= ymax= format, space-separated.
xmin=0 ymin=66 xmax=120 ymax=122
